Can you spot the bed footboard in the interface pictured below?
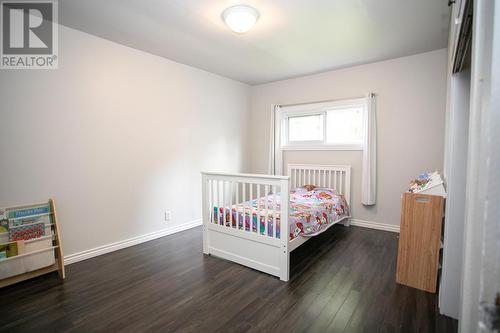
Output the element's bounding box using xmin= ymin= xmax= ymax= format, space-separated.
xmin=201 ymin=172 xmax=290 ymax=281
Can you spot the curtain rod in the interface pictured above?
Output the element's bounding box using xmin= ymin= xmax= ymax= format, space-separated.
xmin=277 ymin=93 xmax=375 ymax=108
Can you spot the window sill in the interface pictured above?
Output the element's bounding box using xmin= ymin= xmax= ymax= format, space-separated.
xmin=282 ymin=144 xmax=364 ymax=151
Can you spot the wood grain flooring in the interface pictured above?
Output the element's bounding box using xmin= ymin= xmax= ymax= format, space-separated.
xmin=0 ymin=225 xmax=458 ymax=332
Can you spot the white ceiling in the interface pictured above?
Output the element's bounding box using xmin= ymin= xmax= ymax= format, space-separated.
xmin=60 ymin=0 xmax=450 ymax=85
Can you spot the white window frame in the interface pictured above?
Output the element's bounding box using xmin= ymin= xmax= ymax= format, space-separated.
xmin=281 ymin=98 xmax=367 ymax=151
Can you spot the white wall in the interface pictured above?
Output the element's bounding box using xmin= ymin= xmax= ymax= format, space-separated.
xmin=0 ymin=25 xmax=249 ymax=257
xmin=249 ymin=49 xmax=447 ymax=226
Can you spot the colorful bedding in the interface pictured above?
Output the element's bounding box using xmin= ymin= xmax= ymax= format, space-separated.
xmin=212 ymin=185 xmax=350 ymax=240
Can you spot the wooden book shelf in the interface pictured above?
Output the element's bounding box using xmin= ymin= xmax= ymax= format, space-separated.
xmin=396 ymin=193 xmax=444 ymax=293
xmin=0 ymin=198 xmax=65 ymax=288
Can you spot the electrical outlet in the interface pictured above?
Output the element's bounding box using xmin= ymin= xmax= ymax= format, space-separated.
xmin=164 ymin=211 xmax=172 ymax=222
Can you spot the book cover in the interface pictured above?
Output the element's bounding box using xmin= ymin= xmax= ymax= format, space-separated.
xmin=7 ymin=204 xmax=50 ymax=220
xmin=9 ymin=214 xmax=51 ymax=228
xmin=0 ymin=208 xmax=7 ymax=236
xmin=408 ymin=171 xmax=443 ymax=193
xmin=9 ymin=222 xmax=45 ymax=241
xmin=0 ymin=241 xmax=23 ymax=260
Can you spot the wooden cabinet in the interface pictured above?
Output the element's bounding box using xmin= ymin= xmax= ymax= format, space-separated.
xmin=396 ymin=193 xmax=444 ymax=293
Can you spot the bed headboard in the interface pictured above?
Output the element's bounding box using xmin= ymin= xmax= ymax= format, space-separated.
xmin=287 ymin=164 xmax=351 ymax=204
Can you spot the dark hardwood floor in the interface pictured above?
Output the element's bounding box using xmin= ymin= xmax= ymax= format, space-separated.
xmin=0 ymin=225 xmax=457 ymax=333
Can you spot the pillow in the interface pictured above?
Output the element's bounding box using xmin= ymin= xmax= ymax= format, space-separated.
xmin=302 ymin=184 xmax=317 ymax=191
xmin=291 ymin=185 xmax=317 ymax=193
xmin=293 ymin=185 xmax=339 ymax=195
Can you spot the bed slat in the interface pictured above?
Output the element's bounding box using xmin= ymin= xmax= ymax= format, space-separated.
xmin=256 ymin=184 xmax=261 ymax=234
xmin=238 ymin=182 xmax=241 ymax=229
xmin=230 ymin=181 xmax=234 ymax=228
xmin=340 ymin=172 xmax=343 ymax=195
xmin=223 ymin=181 xmax=227 ymax=227
xmin=209 ymin=179 xmax=213 ymax=224
xmin=250 ymin=184 xmax=253 ymax=232
xmin=273 ymin=185 xmax=277 ymax=238
xmin=242 ymin=183 xmax=246 ymax=231
xmin=264 ymin=185 xmax=269 ymax=236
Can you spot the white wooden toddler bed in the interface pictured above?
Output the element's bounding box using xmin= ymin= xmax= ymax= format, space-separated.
xmin=201 ymin=164 xmax=351 ymax=281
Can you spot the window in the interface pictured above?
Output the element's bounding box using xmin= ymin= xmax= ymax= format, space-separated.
xmin=281 ymin=99 xmax=367 ymax=150
xmin=325 ymin=107 xmax=364 ymax=145
xmin=288 ymin=114 xmax=323 ymax=142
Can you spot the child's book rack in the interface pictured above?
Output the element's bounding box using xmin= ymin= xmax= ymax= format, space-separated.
xmin=0 ymin=198 xmax=65 ymax=288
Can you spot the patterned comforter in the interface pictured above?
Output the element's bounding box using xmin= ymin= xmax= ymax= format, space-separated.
xmin=213 ymin=186 xmax=350 ymax=240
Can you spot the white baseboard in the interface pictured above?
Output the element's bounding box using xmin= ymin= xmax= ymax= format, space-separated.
xmin=64 ymin=219 xmax=202 ymax=265
xmin=350 ymin=218 xmax=400 ymax=233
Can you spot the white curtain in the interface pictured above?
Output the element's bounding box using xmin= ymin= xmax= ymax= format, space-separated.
xmin=361 ymin=93 xmax=377 ymax=205
xmin=268 ymin=105 xmax=283 ymax=175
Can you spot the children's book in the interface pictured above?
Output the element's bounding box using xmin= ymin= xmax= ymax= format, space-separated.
xmin=9 ymin=222 xmax=45 ymax=241
xmin=0 ymin=241 xmax=24 ymax=260
xmin=4 ymin=204 xmax=51 ymax=241
xmin=0 ymin=208 xmax=7 ymax=240
xmin=0 ymin=219 xmax=7 ymax=234
xmin=9 ymin=215 xmax=51 ymax=228
xmin=408 ymin=171 xmax=443 ymax=193
xmin=7 ymin=204 xmax=50 ymax=220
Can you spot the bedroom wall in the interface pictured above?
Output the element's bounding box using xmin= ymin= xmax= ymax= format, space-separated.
xmin=0 ymin=25 xmax=249 ymax=257
xmin=249 ymin=49 xmax=447 ymax=227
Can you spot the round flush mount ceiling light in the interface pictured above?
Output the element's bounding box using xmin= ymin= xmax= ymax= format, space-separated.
xmin=222 ymin=5 xmax=260 ymax=33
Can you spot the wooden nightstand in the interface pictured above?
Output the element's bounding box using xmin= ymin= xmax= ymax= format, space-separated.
xmin=396 ymin=192 xmax=444 ymax=293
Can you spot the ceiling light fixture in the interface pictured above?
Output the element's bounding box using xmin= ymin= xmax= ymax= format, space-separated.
xmin=222 ymin=5 xmax=259 ymax=33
